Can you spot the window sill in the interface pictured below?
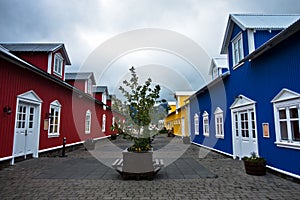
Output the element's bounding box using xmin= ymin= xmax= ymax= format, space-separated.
xmin=53 ymin=72 xmax=63 ymax=78
xmin=215 ymin=135 xmax=224 ymax=139
xmin=203 ymin=133 xmax=209 ymax=137
xmin=275 ymin=141 xmax=300 ymax=150
xmin=85 ymin=132 xmax=91 ymax=134
xmin=48 ymin=134 xmax=60 ymax=138
xmin=232 ymin=62 xmax=244 ymax=70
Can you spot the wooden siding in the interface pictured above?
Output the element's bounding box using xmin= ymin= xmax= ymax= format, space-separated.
xmin=0 ymin=57 xmax=112 ymax=158
xmin=14 ymin=52 xmax=49 ymax=72
xmin=190 ymin=22 xmax=300 ymax=177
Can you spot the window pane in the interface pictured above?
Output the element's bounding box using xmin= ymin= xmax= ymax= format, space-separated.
xmin=242 ymin=130 xmax=246 ymax=137
xmin=252 ymin=121 xmax=256 ymax=138
xmin=279 ymin=110 xmax=286 ymax=119
xmin=280 ymin=121 xmax=288 ymax=140
xmin=289 ymin=108 xmax=298 ymax=118
xmin=49 ymin=125 xmax=53 ymax=133
xmin=291 ymin=120 xmax=300 ymax=141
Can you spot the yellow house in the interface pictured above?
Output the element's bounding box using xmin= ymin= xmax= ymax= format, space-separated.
xmin=168 ymin=101 xmax=176 ymax=114
xmin=164 ymin=91 xmax=194 ymax=137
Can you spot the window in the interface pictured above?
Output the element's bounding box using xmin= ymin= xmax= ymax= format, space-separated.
xmin=85 ymin=110 xmax=91 ymax=134
xmin=277 ymin=106 xmax=300 ymax=142
xmin=272 ymin=89 xmax=300 ymax=150
xmin=232 ymin=33 xmax=244 ymax=67
xmin=194 ymin=114 xmax=199 ymax=135
xmin=203 ymin=111 xmax=209 ymax=136
xmin=53 ymin=53 xmax=64 ymax=76
xmin=212 ymin=67 xmax=218 ymax=79
xmin=102 ymin=91 xmax=107 ymax=110
xmin=214 ymin=107 xmax=224 ymax=138
xmin=102 ymin=114 xmax=106 ymax=132
xmin=112 ymin=117 xmax=115 ymax=126
xmin=48 ymin=100 xmax=61 ymax=137
xmin=87 ymin=79 xmax=92 ymax=94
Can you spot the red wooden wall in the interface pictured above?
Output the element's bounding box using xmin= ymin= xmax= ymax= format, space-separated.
xmin=0 ymin=57 xmax=113 ymax=158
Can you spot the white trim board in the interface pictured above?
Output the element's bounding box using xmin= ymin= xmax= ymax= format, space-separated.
xmin=191 ymin=142 xmax=234 ymax=158
xmin=267 ymin=165 xmax=300 ymax=180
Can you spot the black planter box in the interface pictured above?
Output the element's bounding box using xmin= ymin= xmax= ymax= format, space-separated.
xmin=244 ymin=160 xmax=266 ymax=176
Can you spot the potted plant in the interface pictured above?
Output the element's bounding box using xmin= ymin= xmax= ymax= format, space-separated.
xmin=109 ymin=123 xmax=118 ymax=140
xmin=113 ymin=66 xmax=162 ymax=179
xmin=243 ymin=152 xmax=266 ymax=176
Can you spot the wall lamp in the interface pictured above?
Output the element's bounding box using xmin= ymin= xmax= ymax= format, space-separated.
xmin=3 ymin=105 xmax=12 ymax=115
xmin=46 ymin=112 xmax=53 ymax=119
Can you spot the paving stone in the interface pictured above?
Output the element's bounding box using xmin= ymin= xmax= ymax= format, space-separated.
xmin=0 ymin=134 xmax=300 ymax=199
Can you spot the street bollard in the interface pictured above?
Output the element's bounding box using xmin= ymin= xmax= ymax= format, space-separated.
xmin=60 ymin=137 xmax=67 ymax=157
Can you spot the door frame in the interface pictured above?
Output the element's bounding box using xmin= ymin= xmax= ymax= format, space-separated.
xmin=230 ymin=95 xmax=258 ymax=159
xmin=12 ymin=90 xmax=42 ymax=164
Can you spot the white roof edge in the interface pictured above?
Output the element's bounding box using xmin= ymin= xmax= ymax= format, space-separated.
xmin=175 ymin=91 xmax=196 ymax=96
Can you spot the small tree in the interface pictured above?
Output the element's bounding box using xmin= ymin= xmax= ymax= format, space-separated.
xmin=117 ymin=66 xmax=161 ymax=152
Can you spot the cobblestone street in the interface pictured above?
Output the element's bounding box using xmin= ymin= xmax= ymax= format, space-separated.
xmin=0 ymin=134 xmax=299 ymax=199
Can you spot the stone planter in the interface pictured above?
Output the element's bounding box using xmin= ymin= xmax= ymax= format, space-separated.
xmin=122 ymin=149 xmax=154 ymax=180
xmin=243 ymin=160 xmax=266 ymax=176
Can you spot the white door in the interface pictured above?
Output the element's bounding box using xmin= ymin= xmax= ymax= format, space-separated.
xmin=181 ymin=117 xmax=185 ymax=137
xmin=14 ymin=103 xmax=38 ymax=158
xmin=233 ymin=109 xmax=257 ymax=158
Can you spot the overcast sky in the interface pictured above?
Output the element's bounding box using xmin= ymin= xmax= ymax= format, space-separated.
xmin=1 ymin=0 xmax=300 ymax=100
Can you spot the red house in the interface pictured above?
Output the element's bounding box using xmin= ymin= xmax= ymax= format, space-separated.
xmin=0 ymin=43 xmax=116 ymax=164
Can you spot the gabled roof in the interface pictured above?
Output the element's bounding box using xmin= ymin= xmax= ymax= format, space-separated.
xmin=242 ymin=18 xmax=300 ymax=62
xmin=65 ymin=72 xmax=95 ymax=82
xmin=0 ymin=43 xmax=71 ymax=65
xmin=93 ymin=86 xmax=108 ymax=93
xmin=0 ymin=45 xmax=103 ymax=106
xmin=208 ymin=57 xmax=228 ymax=75
xmin=221 ymin=14 xmax=300 ymax=54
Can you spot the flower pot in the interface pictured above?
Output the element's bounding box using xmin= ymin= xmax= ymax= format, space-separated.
xmin=243 ymin=160 xmax=266 ymax=176
xmin=110 ymin=134 xmax=117 ymax=140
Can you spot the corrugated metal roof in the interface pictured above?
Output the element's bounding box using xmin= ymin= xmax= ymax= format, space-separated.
xmin=0 ymin=44 xmax=103 ymax=106
xmin=231 ymin=14 xmax=300 ymax=30
xmin=65 ymin=72 xmax=94 ymax=80
xmin=208 ymin=57 xmax=228 ymax=75
xmin=242 ymin=18 xmax=300 ymax=62
xmin=0 ymin=43 xmax=63 ymax=52
xmin=0 ymin=43 xmax=71 ymax=65
xmin=221 ymin=14 xmax=300 ymax=54
xmin=212 ymin=57 xmax=228 ymax=68
xmin=93 ymin=86 xmax=107 ymax=93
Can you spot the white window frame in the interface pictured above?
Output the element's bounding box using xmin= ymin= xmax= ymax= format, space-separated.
xmin=203 ymin=111 xmax=209 ymax=137
xmin=212 ymin=67 xmax=218 ymax=79
xmin=102 ymin=91 xmax=107 ymax=110
xmin=194 ymin=114 xmax=199 ymax=135
xmin=87 ymin=79 xmax=92 ymax=94
xmin=102 ymin=114 xmax=106 ymax=132
xmin=85 ymin=110 xmax=91 ymax=134
xmin=214 ymin=107 xmax=224 ymax=139
xmin=231 ymin=32 xmax=244 ymax=68
xmin=48 ymin=100 xmax=61 ymax=137
xmin=53 ymin=53 xmax=64 ymax=76
xmin=272 ymin=94 xmax=300 ymax=150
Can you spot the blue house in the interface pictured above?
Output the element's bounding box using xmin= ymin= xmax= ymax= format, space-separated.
xmin=189 ymin=14 xmax=300 ymax=179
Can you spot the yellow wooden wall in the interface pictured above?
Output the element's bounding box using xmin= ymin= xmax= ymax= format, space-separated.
xmin=164 ymin=105 xmax=189 ymax=137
